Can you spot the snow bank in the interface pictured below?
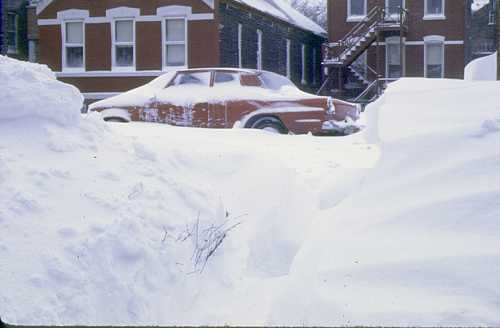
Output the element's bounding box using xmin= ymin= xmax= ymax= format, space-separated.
xmin=0 ymin=56 xmax=83 ymax=126
xmin=464 ymin=52 xmax=497 ymax=81
xmin=270 ymin=78 xmax=500 ymax=325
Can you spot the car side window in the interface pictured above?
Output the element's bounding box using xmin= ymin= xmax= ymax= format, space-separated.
xmin=240 ymin=73 xmax=263 ymax=87
xmin=171 ymin=72 xmax=211 ymax=87
xmin=214 ymin=72 xmax=241 ymax=86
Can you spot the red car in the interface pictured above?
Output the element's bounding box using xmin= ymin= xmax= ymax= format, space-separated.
xmin=89 ymin=68 xmax=361 ymax=135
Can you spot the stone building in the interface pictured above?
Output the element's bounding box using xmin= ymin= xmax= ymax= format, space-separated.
xmin=1 ymin=0 xmax=30 ymax=59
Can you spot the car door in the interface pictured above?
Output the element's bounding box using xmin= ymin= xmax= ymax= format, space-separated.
xmin=211 ymin=71 xmax=263 ymax=128
xmin=207 ymin=71 xmax=241 ymax=128
xmin=155 ymin=71 xmax=211 ymax=127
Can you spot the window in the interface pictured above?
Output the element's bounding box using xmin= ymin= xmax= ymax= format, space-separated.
xmin=286 ymin=39 xmax=291 ymax=79
xmin=424 ymin=0 xmax=445 ymax=18
xmin=424 ymin=36 xmax=444 ymax=78
xmin=164 ymin=18 xmax=187 ymax=68
xmin=64 ymin=21 xmax=85 ymax=70
xmin=257 ymin=29 xmax=263 ymax=70
xmin=489 ymin=10 xmax=496 ymax=25
xmin=313 ymin=48 xmax=317 ymax=85
xmin=171 ymin=72 xmax=211 ymax=86
xmin=238 ymin=24 xmax=243 ymax=68
xmin=348 ymin=0 xmax=367 ymax=20
xmin=7 ymin=12 xmax=18 ymax=54
xmin=301 ymin=44 xmax=306 ymax=85
xmin=113 ymin=20 xmax=135 ymax=69
xmin=386 ymin=37 xmax=405 ymax=78
xmin=214 ymin=72 xmax=241 ymax=86
xmin=386 ymin=0 xmax=405 ymax=18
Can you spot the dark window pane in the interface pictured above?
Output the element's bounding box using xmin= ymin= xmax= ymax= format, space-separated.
xmin=66 ymin=47 xmax=83 ymax=68
xmin=350 ymin=0 xmax=365 ymax=16
xmin=427 ymin=64 xmax=442 ymax=78
xmin=115 ymin=45 xmax=133 ymax=67
xmin=427 ymin=0 xmax=443 ymax=15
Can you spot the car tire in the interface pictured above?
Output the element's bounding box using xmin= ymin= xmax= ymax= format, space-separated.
xmin=251 ymin=117 xmax=288 ymax=134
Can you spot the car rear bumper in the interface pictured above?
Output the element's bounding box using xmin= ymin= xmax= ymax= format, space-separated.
xmin=320 ymin=117 xmax=361 ymax=135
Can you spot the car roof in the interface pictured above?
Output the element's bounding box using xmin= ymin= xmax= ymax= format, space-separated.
xmin=177 ymin=67 xmax=265 ymax=75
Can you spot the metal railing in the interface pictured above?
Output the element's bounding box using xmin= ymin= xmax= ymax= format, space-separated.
xmin=324 ymin=6 xmax=408 ymax=64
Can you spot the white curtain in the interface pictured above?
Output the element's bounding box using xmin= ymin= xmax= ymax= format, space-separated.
xmin=66 ymin=22 xmax=83 ymax=44
xmin=166 ymin=19 xmax=185 ymax=42
xmin=427 ymin=43 xmax=443 ymax=65
xmin=166 ymin=45 xmax=186 ymax=66
xmin=116 ymin=20 xmax=133 ymax=43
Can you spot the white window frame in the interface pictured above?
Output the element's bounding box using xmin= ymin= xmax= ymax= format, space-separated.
xmin=257 ymin=29 xmax=263 ymax=70
xmin=111 ymin=18 xmax=136 ymax=71
xmin=424 ymin=0 xmax=446 ymax=20
xmin=347 ymin=0 xmax=367 ymax=22
xmin=162 ymin=16 xmax=188 ymax=70
xmin=7 ymin=12 xmax=18 ymax=54
xmin=424 ymin=35 xmax=445 ymax=78
xmin=286 ymin=39 xmax=291 ymax=79
xmin=385 ymin=36 xmax=405 ymax=78
xmin=62 ymin=19 xmax=85 ymax=72
xmin=301 ymin=44 xmax=306 ymax=85
xmin=238 ymin=24 xmax=243 ymax=68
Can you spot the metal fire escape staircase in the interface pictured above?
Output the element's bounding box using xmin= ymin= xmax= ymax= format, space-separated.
xmin=319 ymin=6 xmax=408 ymax=104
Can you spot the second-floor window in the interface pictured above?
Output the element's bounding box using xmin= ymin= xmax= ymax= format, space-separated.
xmin=425 ymin=0 xmax=445 ymax=18
xmin=348 ymin=0 xmax=367 ymax=20
xmin=64 ymin=21 xmax=85 ymax=70
xmin=164 ymin=18 xmax=187 ymax=67
xmin=386 ymin=0 xmax=405 ymax=17
xmin=113 ymin=19 xmax=135 ymax=69
xmin=7 ymin=12 xmax=18 ymax=54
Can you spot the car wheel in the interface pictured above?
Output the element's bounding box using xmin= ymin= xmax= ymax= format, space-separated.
xmin=251 ymin=117 xmax=288 ymax=134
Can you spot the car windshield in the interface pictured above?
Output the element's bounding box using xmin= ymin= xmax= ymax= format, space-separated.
xmin=258 ymin=71 xmax=297 ymax=91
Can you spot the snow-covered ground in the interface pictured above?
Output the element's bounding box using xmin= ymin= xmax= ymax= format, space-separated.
xmin=1 ymin=57 xmax=500 ymax=325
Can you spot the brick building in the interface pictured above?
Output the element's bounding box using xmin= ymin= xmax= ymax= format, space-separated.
xmin=321 ymin=0 xmax=468 ymax=102
xmin=35 ymin=0 xmax=325 ymax=103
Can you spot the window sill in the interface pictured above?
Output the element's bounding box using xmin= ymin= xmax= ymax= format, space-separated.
xmin=163 ymin=66 xmax=188 ymax=71
xmin=423 ymin=15 xmax=446 ymax=21
xmin=62 ymin=68 xmax=86 ymax=73
xmin=346 ymin=15 xmax=366 ymax=22
xmin=112 ymin=67 xmax=136 ymax=72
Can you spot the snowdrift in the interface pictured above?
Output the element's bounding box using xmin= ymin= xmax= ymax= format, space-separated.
xmin=270 ymin=78 xmax=500 ymax=326
xmin=0 ymin=55 xmax=82 ymax=125
xmin=464 ymin=52 xmax=497 ymax=81
xmin=2 ymin=55 xmax=500 ymax=326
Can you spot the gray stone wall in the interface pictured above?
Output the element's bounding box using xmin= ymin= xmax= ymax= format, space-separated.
xmin=465 ymin=0 xmax=497 ymax=65
xmin=218 ymin=1 xmax=325 ymax=91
